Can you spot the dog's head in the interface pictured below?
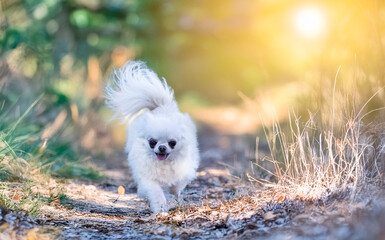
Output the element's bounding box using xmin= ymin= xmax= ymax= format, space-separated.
xmin=143 ymin=113 xmax=186 ymax=161
xmin=147 ymin=137 xmax=177 ymax=160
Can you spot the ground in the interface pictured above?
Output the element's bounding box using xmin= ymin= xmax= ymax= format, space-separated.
xmin=0 ymin=126 xmax=385 ymax=240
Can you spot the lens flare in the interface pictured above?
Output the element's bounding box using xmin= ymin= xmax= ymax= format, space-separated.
xmin=295 ymin=7 xmax=325 ymax=37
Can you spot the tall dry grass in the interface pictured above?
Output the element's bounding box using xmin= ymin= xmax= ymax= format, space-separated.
xmin=250 ymin=70 xmax=385 ymax=201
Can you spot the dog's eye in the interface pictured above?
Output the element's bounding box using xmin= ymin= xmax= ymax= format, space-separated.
xmin=168 ymin=140 xmax=177 ymax=149
xmin=148 ymin=138 xmax=157 ymax=149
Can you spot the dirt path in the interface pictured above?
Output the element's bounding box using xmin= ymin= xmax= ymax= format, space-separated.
xmin=37 ymin=127 xmax=254 ymax=239
xmin=1 ymin=127 xmax=385 ymax=239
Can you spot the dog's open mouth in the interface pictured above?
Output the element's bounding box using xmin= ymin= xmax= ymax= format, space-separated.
xmin=156 ymin=153 xmax=169 ymax=160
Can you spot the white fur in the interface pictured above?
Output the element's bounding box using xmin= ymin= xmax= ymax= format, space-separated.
xmin=105 ymin=61 xmax=200 ymax=213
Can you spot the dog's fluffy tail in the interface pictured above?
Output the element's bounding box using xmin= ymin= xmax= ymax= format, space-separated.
xmin=105 ymin=61 xmax=176 ymax=119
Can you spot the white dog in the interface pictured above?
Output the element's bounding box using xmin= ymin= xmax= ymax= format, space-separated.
xmin=106 ymin=61 xmax=200 ymax=213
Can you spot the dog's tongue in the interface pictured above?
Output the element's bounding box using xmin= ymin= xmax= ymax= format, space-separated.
xmin=156 ymin=153 xmax=167 ymax=160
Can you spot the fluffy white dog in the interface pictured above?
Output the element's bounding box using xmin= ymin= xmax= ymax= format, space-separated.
xmin=105 ymin=61 xmax=200 ymax=213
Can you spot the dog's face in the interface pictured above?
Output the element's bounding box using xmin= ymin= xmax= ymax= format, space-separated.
xmin=147 ymin=137 xmax=178 ymax=160
xmin=143 ymin=114 xmax=184 ymax=161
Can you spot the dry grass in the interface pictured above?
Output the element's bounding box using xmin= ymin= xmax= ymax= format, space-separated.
xmin=0 ymin=93 xmax=101 ymax=215
xmin=249 ymin=94 xmax=385 ymax=202
xmin=0 ymin=150 xmax=66 ymax=215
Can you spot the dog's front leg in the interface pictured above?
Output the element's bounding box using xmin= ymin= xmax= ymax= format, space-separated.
xmin=169 ymin=179 xmax=189 ymax=202
xmin=138 ymin=181 xmax=167 ymax=213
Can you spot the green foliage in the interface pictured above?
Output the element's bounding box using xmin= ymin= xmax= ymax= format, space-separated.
xmin=0 ymin=90 xmax=103 ymax=214
xmin=2 ymin=0 xmax=385 ymax=105
xmin=0 ymin=180 xmax=67 ymax=216
xmin=0 ymin=89 xmax=102 ymax=177
xmin=0 ymin=182 xmax=43 ymax=216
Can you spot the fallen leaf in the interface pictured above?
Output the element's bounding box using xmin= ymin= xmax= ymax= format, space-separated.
xmin=50 ymin=199 xmax=61 ymax=206
xmin=0 ymin=223 xmax=10 ymax=231
xmin=293 ymin=212 xmax=312 ymax=221
xmin=275 ymin=194 xmax=286 ymax=203
xmin=26 ymin=228 xmax=41 ymax=240
xmin=263 ymin=211 xmax=278 ymax=221
xmin=113 ymin=185 xmax=125 ymax=203
xmin=118 ymin=185 xmax=125 ymax=195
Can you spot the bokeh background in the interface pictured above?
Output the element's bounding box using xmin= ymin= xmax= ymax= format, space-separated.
xmin=2 ymin=1 xmax=385 ymax=232
xmin=1 ymin=0 xmax=385 ymax=142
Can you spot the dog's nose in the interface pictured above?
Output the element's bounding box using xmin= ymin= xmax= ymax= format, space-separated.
xmin=158 ymin=145 xmax=167 ymax=153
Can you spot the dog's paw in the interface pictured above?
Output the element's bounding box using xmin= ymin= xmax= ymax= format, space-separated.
xmin=151 ymin=205 xmax=168 ymax=214
xmin=156 ymin=212 xmax=169 ymax=217
xmin=150 ymin=198 xmax=168 ymax=214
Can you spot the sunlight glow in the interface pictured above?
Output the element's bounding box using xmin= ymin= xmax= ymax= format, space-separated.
xmin=295 ymin=7 xmax=325 ymax=37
